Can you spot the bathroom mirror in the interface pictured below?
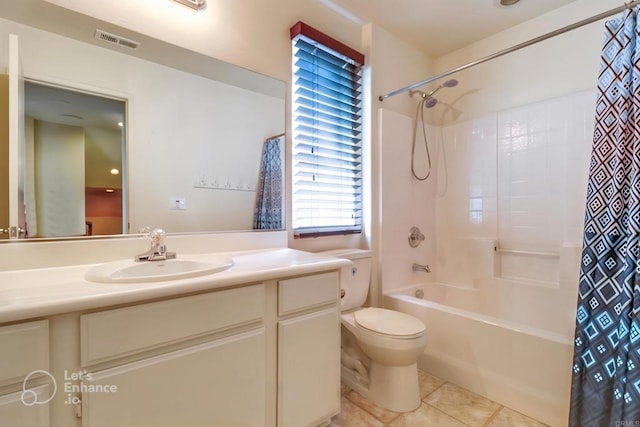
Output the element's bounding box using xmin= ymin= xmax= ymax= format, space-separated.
xmin=0 ymin=0 xmax=286 ymax=240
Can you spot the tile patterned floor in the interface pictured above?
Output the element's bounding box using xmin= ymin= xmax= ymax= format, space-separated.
xmin=330 ymin=371 xmax=549 ymax=427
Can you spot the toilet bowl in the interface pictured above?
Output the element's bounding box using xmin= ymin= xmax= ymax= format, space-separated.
xmin=342 ymin=307 xmax=427 ymax=412
xmin=319 ymin=249 xmax=427 ymax=413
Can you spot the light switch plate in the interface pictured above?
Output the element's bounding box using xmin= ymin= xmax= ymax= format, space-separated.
xmin=169 ymin=197 xmax=186 ymax=210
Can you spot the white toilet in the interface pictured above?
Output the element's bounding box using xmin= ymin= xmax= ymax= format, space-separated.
xmin=321 ymin=249 xmax=427 ymax=413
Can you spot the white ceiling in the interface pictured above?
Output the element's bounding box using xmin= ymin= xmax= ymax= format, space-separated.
xmin=25 ymin=82 xmax=125 ymax=130
xmin=323 ymin=0 xmax=578 ymax=57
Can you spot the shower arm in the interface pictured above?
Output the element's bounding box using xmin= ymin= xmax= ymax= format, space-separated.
xmin=378 ymin=0 xmax=640 ymax=102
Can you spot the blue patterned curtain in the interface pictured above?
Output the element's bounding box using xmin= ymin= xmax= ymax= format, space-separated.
xmin=570 ymin=7 xmax=640 ymax=426
xmin=253 ymin=136 xmax=283 ymax=229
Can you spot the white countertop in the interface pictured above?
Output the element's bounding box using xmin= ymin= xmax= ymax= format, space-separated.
xmin=0 ymin=248 xmax=351 ymax=324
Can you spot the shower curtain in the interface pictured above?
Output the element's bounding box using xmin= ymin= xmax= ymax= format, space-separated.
xmin=570 ymin=7 xmax=640 ymax=426
xmin=253 ymin=136 xmax=283 ymax=229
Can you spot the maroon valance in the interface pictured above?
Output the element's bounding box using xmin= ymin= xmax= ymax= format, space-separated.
xmin=289 ymin=21 xmax=365 ymax=66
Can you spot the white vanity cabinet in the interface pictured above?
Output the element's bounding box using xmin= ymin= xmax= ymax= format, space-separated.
xmin=0 ymin=320 xmax=51 ymax=427
xmin=79 ymin=284 xmax=268 ymax=427
xmin=277 ymin=272 xmax=341 ymax=427
xmin=0 ymin=259 xmax=344 ymax=427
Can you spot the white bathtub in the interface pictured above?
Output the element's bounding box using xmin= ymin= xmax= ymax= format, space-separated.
xmin=384 ymin=280 xmax=576 ymax=427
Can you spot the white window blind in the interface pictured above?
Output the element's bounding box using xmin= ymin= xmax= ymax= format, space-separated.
xmin=291 ymin=23 xmax=364 ymax=237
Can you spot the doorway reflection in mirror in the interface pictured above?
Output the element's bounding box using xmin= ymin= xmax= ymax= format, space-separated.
xmin=23 ymin=81 xmax=126 ymax=238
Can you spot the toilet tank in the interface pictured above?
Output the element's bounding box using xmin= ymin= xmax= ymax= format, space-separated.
xmin=319 ymin=249 xmax=372 ymax=311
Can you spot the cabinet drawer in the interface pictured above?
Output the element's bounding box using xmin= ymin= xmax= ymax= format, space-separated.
xmin=81 ymin=284 xmax=264 ymax=366
xmin=278 ymin=272 xmax=338 ymax=316
xmin=82 ymin=329 xmax=266 ymax=427
xmin=0 ymin=320 xmax=49 ymax=385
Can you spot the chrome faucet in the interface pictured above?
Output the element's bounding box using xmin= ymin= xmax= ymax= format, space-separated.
xmin=412 ymin=263 xmax=431 ymax=273
xmin=135 ymin=228 xmax=177 ymax=262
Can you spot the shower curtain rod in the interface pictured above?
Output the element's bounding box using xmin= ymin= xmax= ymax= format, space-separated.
xmin=378 ymin=0 xmax=640 ymax=101
xmin=266 ymin=132 xmax=286 ymax=140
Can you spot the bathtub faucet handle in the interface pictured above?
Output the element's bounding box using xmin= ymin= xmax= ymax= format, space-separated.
xmin=412 ymin=263 xmax=431 ymax=273
xmin=408 ymin=226 xmax=425 ymax=248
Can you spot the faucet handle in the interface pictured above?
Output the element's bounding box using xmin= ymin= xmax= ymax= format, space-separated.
xmin=150 ymin=228 xmax=166 ymax=247
xmin=134 ymin=228 xmax=174 ymax=262
xmin=408 ymin=226 xmax=425 ymax=248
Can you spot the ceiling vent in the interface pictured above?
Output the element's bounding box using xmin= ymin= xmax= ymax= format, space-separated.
xmin=94 ymin=30 xmax=141 ymax=50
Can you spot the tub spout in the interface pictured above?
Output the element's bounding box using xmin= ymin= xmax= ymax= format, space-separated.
xmin=412 ymin=263 xmax=431 ymax=273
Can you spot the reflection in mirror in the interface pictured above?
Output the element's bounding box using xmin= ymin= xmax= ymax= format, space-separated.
xmin=0 ymin=0 xmax=286 ymax=241
xmin=24 ymin=81 xmax=126 ymax=238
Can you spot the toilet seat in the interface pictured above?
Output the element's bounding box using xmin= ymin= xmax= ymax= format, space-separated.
xmin=354 ymin=307 xmax=425 ymax=339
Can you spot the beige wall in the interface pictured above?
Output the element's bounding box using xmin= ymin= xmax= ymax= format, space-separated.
xmin=84 ymin=127 xmax=122 ymax=189
xmin=432 ymin=0 xmax=619 ymax=123
xmin=364 ymin=24 xmax=433 ymax=304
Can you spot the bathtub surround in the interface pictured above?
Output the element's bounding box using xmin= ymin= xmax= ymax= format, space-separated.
xmin=435 ymin=89 xmax=594 ymax=288
xmin=379 ymin=90 xmax=592 ymax=283
xmin=378 ymin=108 xmax=437 ymax=294
xmin=380 ymin=88 xmax=593 ymax=293
xmin=570 ymin=7 xmax=640 ymax=425
xmin=378 ymin=87 xmax=596 ymax=425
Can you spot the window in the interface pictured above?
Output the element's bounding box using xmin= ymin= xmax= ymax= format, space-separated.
xmin=290 ymin=22 xmax=365 ymax=237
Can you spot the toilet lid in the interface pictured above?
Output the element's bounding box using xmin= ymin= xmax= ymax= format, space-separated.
xmin=354 ymin=307 xmax=426 ymax=337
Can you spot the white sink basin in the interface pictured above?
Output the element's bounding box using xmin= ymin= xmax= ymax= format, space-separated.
xmin=85 ymin=256 xmax=233 ymax=283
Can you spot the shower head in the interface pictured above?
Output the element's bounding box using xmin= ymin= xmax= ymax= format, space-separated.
xmin=424 ymin=97 xmax=438 ymax=108
xmin=410 ymin=78 xmax=459 ymax=108
xmin=409 ymin=90 xmax=439 ymax=108
xmin=426 ymin=79 xmax=459 ymax=97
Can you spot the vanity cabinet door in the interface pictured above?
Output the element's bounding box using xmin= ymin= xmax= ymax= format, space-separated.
xmin=278 ymin=307 xmax=340 ymax=427
xmin=81 ymin=328 xmax=267 ymax=427
xmin=0 ymin=320 xmax=50 ymax=427
xmin=0 ymin=386 xmax=50 ymax=427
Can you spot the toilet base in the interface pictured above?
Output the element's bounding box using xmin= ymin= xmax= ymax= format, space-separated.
xmin=341 ymin=361 xmax=421 ymax=413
